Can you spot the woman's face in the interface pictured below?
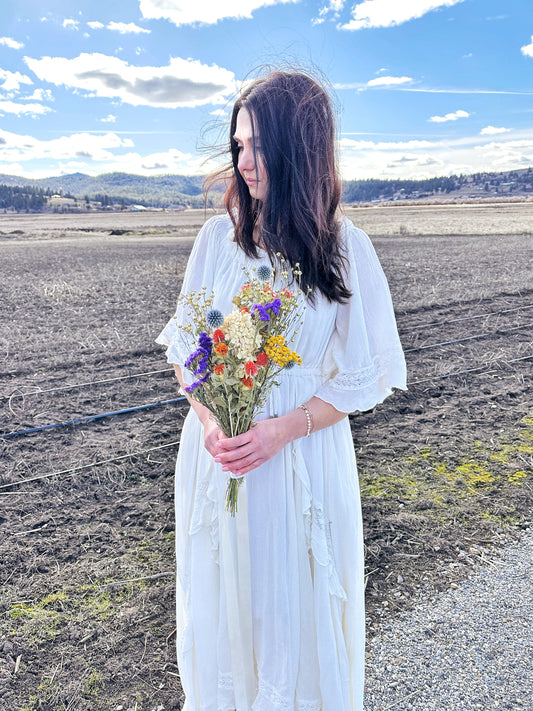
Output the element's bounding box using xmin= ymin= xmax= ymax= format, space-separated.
xmin=234 ymin=108 xmax=267 ymax=202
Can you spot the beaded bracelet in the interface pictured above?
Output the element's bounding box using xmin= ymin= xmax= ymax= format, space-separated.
xmin=299 ymin=403 xmax=313 ymax=437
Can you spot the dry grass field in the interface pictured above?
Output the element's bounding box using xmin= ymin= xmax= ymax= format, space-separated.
xmin=0 ymin=204 xmax=531 ymax=710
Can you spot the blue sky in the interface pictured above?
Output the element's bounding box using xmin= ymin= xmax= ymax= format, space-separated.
xmin=0 ymin=0 xmax=532 ymax=180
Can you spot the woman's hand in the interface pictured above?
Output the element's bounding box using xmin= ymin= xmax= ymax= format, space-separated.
xmin=213 ymin=417 xmax=289 ymax=477
xmin=202 ymin=417 xmax=226 ymax=458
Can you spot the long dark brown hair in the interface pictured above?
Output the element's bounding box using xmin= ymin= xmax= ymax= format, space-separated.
xmin=206 ymin=70 xmax=350 ymax=303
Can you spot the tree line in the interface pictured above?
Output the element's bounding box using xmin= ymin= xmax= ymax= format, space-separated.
xmin=0 ymin=184 xmax=55 ymax=212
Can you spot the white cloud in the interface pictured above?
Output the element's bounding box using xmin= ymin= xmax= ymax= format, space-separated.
xmin=0 ymin=69 xmax=33 ymax=93
xmin=429 ymin=109 xmax=469 ymax=122
xmin=107 ymin=21 xmax=150 ymax=34
xmin=340 ymin=0 xmax=465 ymax=31
xmin=0 ymin=129 xmax=134 ymax=165
xmin=87 ymin=21 xmax=105 ymax=29
xmin=0 ymin=37 xmax=24 ymax=50
xmin=24 ymin=53 xmax=236 ymax=108
xmin=314 ymin=0 xmax=346 ymax=23
xmin=26 ymin=88 xmax=53 ymax=102
xmin=210 ymin=108 xmax=227 ymax=116
xmin=521 ymin=35 xmax=533 ymax=57
xmin=367 ymin=75 xmax=412 ymax=86
xmin=339 ymin=130 xmax=533 ymax=179
xmin=139 ymin=0 xmax=298 ymax=26
xmin=100 ymin=114 xmax=117 ymax=123
xmin=480 ymin=125 xmax=510 ymax=135
xmin=63 ymin=19 xmax=80 ymax=30
xmin=0 ymin=126 xmax=219 ymax=178
xmin=0 ymin=101 xmax=51 ymax=116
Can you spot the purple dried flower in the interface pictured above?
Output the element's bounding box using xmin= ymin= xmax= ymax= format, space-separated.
xmin=265 ymin=298 xmax=281 ymax=316
xmin=251 ymin=304 xmax=270 ymax=322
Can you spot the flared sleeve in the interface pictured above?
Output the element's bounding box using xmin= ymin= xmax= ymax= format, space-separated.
xmin=315 ymin=218 xmax=407 ymax=413
xmin=155 ymin=215 xmax=228 ymax=383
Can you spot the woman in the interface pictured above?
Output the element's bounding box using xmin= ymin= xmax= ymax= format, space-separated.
xmin=157 ymin=70 xmax=406 ymax=711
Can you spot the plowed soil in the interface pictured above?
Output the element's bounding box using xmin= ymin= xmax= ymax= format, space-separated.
xmin=1 ymin=207 xmax=531 ymax=711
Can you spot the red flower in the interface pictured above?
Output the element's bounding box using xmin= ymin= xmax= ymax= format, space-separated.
xmin=214 ymin=363 xmax=225 ymax=375
xmin=240 ymin=307 xmax=250 ymax=313
xmin=241 ymin=377 xmax=253 ymax=388
xmin=213 ymin=329 xmax=225 ymax=343
xmin=256 ymin=352 xmax=268 ymax=366
xmin=215 ymin=343 xmax=228 ymax=356
xmin=282 ymin=288 xmax=293 ymax=298
xmin=245 ymin=361 xmax=258 ymax=377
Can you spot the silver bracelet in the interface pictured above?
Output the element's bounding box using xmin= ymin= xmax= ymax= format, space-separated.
xmin=299 ymin=403 xmax=313 ymax=437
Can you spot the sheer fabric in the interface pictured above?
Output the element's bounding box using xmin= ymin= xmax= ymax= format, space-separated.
xmin=156 ymin=214 xmax=406 ymax=711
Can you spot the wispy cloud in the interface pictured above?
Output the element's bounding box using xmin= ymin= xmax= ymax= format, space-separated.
xmin=367 ymin=75 xmax=412 ymax=87
xmin=62 ymin=19 xmax=80 ymax=30
xmin=339 ymin=0 xmax=465 ymax=31
xmin=139 ymin=0 xmax=298 ymax=26
xmin=87 ymin=21 xmax=104 ymax=29
xmin=429 ymin=109 xmax=470 ymax=122
xmin=24 ymin=53 xmax=236 ymax=108
xmin=100 ymin=114 xmax=117 ymax=123
xmin=0 ymin=36 xmax=24 ymax=50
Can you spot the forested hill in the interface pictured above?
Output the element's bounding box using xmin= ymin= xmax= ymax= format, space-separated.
xmin=0 ymin=167 xmax=531 ymax=212
xmin=342 ymin=168 xmax=533 ymax=203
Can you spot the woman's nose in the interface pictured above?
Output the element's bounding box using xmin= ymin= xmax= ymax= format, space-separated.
xmin=238 ymin=146 xmax=254 ymax=173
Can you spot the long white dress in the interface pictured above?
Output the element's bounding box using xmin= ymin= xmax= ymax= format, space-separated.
xmin=156 ymin=214 xmax=406 ymax=711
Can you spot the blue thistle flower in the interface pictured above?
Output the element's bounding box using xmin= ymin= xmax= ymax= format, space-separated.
xmin=206 ymin=309 xmax=224 ymax=329
xmin=257 ymin=265 xmax=272 ymax=282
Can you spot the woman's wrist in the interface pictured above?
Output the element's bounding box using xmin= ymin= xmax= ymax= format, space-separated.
xmin=277 ymin=406 xmax=310 ymax=444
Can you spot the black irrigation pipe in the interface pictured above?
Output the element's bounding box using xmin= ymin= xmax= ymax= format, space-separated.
xmin=408 ymin=354 xmax=533 ymax=385
xmin=1 ymin=355 xmax=531 ymax=441
xmin=0 ymin=367 xmax=174 ymax=401
xmin=400 ymin=302 xmax=533 ymax=332
xmin=403 ymin=322 xmax=533 ymax=353
xmin=0 ymin=397 xmax=187 ymax=440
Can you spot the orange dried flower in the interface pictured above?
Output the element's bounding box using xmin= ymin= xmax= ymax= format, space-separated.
xmin=241 ymin=377 xmax=253 ymax=388
xmin=215 ymin=343 xmax=228 ymax=356
xmin=214 ymin=363 xmax=225 ymax=375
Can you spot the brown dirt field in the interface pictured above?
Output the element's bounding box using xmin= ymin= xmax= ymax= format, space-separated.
xmin=0 ymin=208 xmax=531 ymax=710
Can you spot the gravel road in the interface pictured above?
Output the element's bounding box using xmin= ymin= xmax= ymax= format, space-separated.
xmin=364 ymin=530 xmax=533 ymax=710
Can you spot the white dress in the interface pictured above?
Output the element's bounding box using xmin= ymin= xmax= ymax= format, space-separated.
xmin=156 ymin=214 xmax=406 ymax=711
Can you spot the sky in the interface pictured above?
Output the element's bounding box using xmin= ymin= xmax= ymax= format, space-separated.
xmin=0 ymin=0 xmax=532 ymax=181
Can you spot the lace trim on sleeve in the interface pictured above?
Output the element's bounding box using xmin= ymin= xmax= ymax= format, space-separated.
xmin=325 ymin=347 xmax=405 ymax=392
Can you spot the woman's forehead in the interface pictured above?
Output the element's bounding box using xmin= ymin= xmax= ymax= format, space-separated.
xmin=234 ymin=108 xmax=257 ymax=141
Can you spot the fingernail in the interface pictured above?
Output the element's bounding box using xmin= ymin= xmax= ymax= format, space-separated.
xmin=214 ymin=457 xmax=220 ymax=463
xmin=222 ymin=466 xmax=228 ymax=471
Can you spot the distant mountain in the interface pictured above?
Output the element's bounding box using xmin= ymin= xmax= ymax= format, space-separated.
xmin=0 ymin=167 xmax=531 ymax=209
